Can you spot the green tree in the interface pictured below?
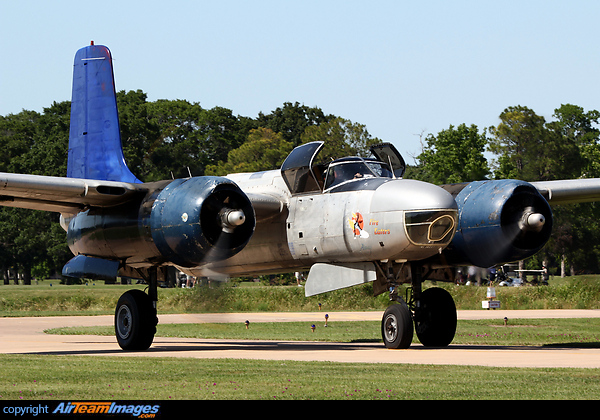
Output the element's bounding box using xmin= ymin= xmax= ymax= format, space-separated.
xmin=206 ymin=127 xmax=293 ymax=175
xmin=0 ymin=103 xmax=72 ymax=282
xmin=300 ymin=117 xmax=381 ymax=162
xmin=0 ymin=110 xmax=40 ymax=173
xmin=257 ymin=102 xmax=334 ymax=147
xmin=142 ymin=100 xmax=254 ymax=180
xmin=413 ymin=124 xmax=490 ymax=184
xmin=488 ymin=105 xmax=580 ymax=181
xmin=551 ymin=103 xmax=600 ymax=178
xmin=117 ymin=90 xmax=160 ymax=181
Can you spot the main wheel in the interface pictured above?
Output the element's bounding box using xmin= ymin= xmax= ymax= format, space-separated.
xmin=414 ymin=287 xmax=457 ymax=347
xmin=381 ymin=302 xmax=413 ymax=349
xmin=115 ymin=289 xmax=157 ymax=351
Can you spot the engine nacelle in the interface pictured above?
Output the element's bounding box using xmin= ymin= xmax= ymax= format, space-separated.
xmin=66 ymin=176 xmax=255 ymax=274
xmin=150 ymin=177 xmax=255 ymax=267
xmin=443 ymin=179 xmax=552 ymax=267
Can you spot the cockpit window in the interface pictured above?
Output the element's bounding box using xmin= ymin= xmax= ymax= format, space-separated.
xmin=324 ymin=160 xmax=393 ymax=190
xmin=366 ymin=162 xmax=393 ymax=178
xmin=281 ymin=141 xmax=401 ymax=195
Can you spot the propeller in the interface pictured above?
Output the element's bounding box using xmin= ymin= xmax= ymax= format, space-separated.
xmin=193 ymin=184 xmax=255 ymax=281
xmin=220 ymin=208 xmax=246 ymax=233
xmin=519 ymin=207 xmax=546 ymax=233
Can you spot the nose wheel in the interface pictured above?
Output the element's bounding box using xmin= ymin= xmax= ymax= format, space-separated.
xmin=380 ymin=262 xmax=457 ymax=349
xmin=381 ymin=301 xmax=413 ymax=349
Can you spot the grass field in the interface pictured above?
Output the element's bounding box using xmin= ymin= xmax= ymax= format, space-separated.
xmin=2 ymin=275 xmax=600 ymax=400
xmin=47 ymin=318 xmax=600 ymax=347
xmin=2 ymin=354 xmax=600 ymax=400
xmin=2 ymin=274 xmax=600 ymax=316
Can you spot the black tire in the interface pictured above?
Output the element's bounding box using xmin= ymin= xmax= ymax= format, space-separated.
xmin=381 ymin=302 xmax=413 ymax=349
xmin=115 ymin=289 xmax=157 ymax=351
xmin=415 ymin=287 xmax=457 ymax=347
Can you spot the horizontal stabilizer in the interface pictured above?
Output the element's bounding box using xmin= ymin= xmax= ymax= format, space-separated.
xmin=305 ymin=262 xmax=377 ymax=297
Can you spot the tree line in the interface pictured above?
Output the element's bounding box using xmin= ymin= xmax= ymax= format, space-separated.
xmin=412 ymin=104 xmax=600 ymax=276
xmin=0 ymin=91 xmax=598 ymax=283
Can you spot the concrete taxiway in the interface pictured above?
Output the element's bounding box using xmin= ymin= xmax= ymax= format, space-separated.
xmin=1 ymin=310 xmax=600 ymax=368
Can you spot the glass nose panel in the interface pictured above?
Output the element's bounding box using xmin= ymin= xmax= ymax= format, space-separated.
xmin=428 ymin=215 xmax=456 ymax=242
xmin=405 ymin=210 xmax=457 ymax=245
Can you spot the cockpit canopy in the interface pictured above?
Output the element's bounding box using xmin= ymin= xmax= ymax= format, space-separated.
xmin=280 ymin=141 xmax=406 ymax=195
xmin=323 ymin=157 xmax=393 ymax=190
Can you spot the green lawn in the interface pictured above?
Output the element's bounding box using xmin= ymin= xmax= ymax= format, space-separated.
xmin=47 ymin=318 xmax=600 ymax=347
xmin=1 ymin=354 xmax=599 ymax=400
xmin=3 ymin=279 xmax=600 ymax=400
xmin=3 ymin=274 xmax=600 ymax=316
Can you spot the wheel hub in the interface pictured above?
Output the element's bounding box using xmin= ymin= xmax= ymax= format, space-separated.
xmin=383 ymin=314 xmax=398 ymax=342
xmin=116 ymin=305 xmax=132 ymax=340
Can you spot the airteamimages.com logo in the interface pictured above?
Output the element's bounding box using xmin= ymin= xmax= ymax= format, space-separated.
xmin=53 ymin=402 xmax=160 ymax=417
xmin=3 ymin=401 xmax=161 ymax=418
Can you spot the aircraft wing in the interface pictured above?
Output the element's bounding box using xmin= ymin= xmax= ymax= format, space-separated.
xmin=531 ymin=178 xmax=600 ymax=205
xmin=0 ymin=172 xmax=147 ymax=214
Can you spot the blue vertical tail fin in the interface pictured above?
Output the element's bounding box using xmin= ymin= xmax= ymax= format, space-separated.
xmin=67 ymin=43 xmax=141 ymax=183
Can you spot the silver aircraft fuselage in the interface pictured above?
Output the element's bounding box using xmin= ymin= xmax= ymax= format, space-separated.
xmin=189 ymin=169 xmax=458 ymax=277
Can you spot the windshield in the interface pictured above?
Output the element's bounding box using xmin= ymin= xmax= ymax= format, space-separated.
xmin=324 ymin=160 xmax=393 ymax=190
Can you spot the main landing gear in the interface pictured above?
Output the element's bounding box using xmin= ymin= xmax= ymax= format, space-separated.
xmin=114 ymin=268 xmax=159 ymax=351
xmin=112 ymin=262 xmax=456 ymax=351
xmin=381 ymin=262 xmax=457 ymax=349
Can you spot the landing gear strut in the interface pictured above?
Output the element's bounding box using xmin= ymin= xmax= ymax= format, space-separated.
xmin=380 ymin=262 xmax=457 ymax=349
xmin=115 ymin=267 xmax=159 ymax=350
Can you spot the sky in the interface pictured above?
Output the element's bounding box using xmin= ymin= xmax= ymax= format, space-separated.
xmin=1 ymin=1 xmax=599 ymax=164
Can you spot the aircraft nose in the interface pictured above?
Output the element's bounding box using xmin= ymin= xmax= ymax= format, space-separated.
xmin=372 ymin=179 xmax=458 ymax=212
xmin=369 ymin=179 xmax=459 ymax=256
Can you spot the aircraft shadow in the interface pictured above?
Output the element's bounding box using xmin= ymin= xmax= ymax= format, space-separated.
xmin=148 ymin=338 xmax=389 ymax=354
xmin=23 ymin=337 xmax=600 ymax=357
xmin=25 ymin=338 xmax=384 ymax=357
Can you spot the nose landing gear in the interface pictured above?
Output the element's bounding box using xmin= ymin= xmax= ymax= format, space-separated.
xmin=382 ymin=301 xmax=413 ymax=349
xmin=380 ymin=262 xmax=457 ymax=349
